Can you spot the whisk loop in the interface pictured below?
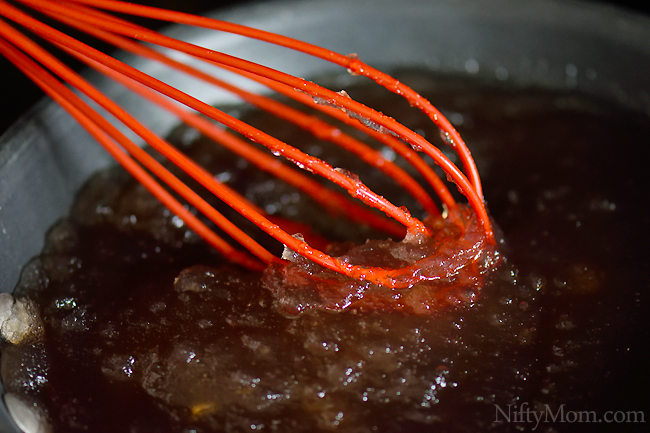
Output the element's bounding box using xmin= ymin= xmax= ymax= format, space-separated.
xmin=0 ymin=0 xmax=496 ymax=297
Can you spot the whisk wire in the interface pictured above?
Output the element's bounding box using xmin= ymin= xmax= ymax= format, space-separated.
xmin=0 ymin=0 xmax=496 ymax=288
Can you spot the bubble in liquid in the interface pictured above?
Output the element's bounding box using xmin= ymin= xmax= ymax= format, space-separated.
xmin=215 ymin=171 xmax=231 ymax=183
xmin=565 ymin=63 xmax=578 ymax=78
xmin=495 ymin=66 xmax=509 ymax=81
xmin=447 ymin=112 xmax=465 ymax=126
xmin=379 ymin=146 xmax=397 ymax=162
xmin=464 ymin=59 xmax=480 ymax=74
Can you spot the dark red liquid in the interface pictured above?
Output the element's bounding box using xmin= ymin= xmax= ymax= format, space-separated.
xmin=3 ymin=72 xmax=649 ymax=432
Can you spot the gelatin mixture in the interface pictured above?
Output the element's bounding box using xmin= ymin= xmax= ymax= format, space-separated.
xmin=1 ymin=72 xmax=648 ymax=432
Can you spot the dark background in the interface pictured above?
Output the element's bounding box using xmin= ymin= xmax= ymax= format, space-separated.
xmin=1 ymin=0 xmax=649 ymax=135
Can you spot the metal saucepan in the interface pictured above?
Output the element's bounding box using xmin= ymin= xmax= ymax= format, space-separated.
xmin=1 ymin=0 xmax=648 ymax=431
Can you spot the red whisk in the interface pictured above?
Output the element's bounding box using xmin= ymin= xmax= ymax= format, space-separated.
xmin=0 ymin=0 xmax=498 ymax=314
